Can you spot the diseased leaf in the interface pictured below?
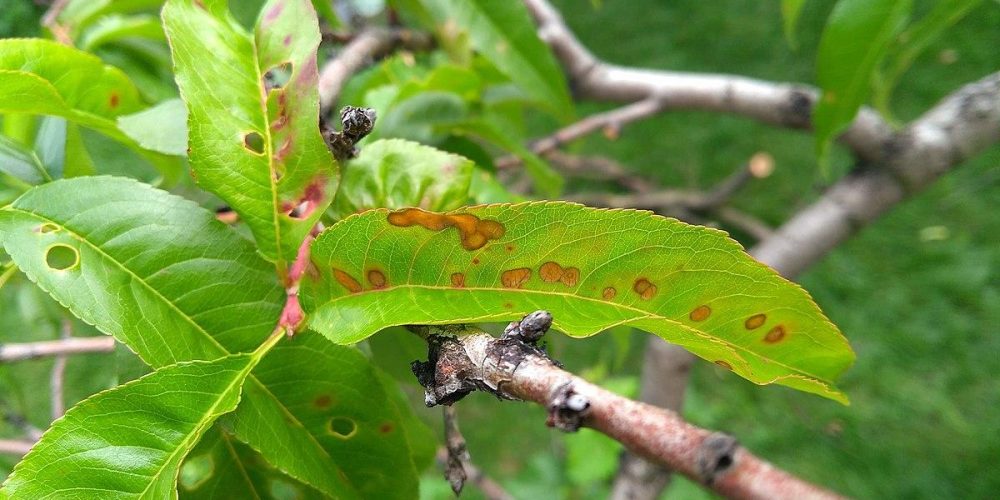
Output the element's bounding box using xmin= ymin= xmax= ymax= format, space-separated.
xmin=0 ymin=176 xmax=417 ymax=497
xmin=814 ymin=0 xmax=912 ymax=161
xmin=304 ymin=203 xmax=855 ymax=403
xmin=1 ymin=353 xmax=265 ymax=499
xmin=329 ymin=138 xmax=473 ymax=219
xmin=0 ymin=39 xmax=183 ymax=182
xmin=422 ymin=0 xmax=574 ymax=120
xmin=163 ymin=0 xmax=337 ymax=267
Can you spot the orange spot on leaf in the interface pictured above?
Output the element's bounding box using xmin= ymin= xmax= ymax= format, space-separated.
xmin=602 ymin=287 xmax=617 ymax=300
xmin=633 ymin=278 xmax=657 ymax=300
xmin=689 ymin=305 xmax=712 ymax=322
xmin=314 ymin=394 xmax=333 ymax=409
xmin=764 ymin=325 xmax=787 ymax=343
xmin=560 ymin=267 xmax=580 ymax=287
xmin=367 ymin=269 xmax=386 ymax=289
xmin=450 ymin=272 xmax=465 ymax=288
xmin=333 ymin=268 xmax=362 ymax=293
xmin=379 ymin=422 xmax=394 ymax=434
xmin=387 ymin=208 xmax=505 ymax=251
xmin=539 ymin=261 xmax=563 ymax=282
xmin=745 ymin=313 xmax=767 ymax=330
xmin=109 ymin=92 xmax=119 ymax=108
xmin=501 ymin=268 xmax=531 ymax=289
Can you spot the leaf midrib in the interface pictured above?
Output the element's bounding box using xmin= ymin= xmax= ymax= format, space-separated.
xmin=6 ymin=206 xmax=356 ymax=496
xmin=315 ymin=284 xmax=838 ymax=384
xmin=138 ymin=359 xmax=254 ymax=500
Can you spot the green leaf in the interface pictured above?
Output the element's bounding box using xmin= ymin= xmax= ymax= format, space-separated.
xmin=0 ymin=39 xmax=184 ymax=183
xmin=225 ymin=333 xmax=421 ymax=499
xmin=781 ymin=0 xmax=807 ymax=49
xmin=180 ymin=427 xmax=326 ymax=499
xmin=304 ymin=203 xmax=855 ymax=403
xmin=310 ymin=0 xmax=342 ymax=28
xmin=79 ymin=14 xmax=166 ymax=52
xmin=0 ymin=176 xmax=284 ymax=366
xmin=814 ymin=0 xmax=912 ymax=161
xmin=422 ymin=0 xmax=574 ymax=121
xmin=117 ymin=98 xmax=189 ymax=156
xmin=329 ymin=138 xmax=473 ymax=220
xmin=1 ymin=352 xmax=267 ymax=499
xmin=58 ymin=0 xmax=166 ymax=38
xmin=0 ymin=176 xmax=416 ymax=497
xmin=455 ymin=119 xmax=563 ymax=197
xmin=163 ymin=0 xmax=337 ymax=267
xmin=0 ymin=135 xmax=50 ymax=186
xmin=873 ymin=0 xmax=983 ymax=118
xmin=32 ymin=117 xmax=67 ymax=180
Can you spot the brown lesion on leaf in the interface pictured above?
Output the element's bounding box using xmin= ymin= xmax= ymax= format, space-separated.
xmin=745 ymin=313 xmax=767 ymax=330
xmin=633 ymin=278 xmax=657 ymax=300
xmin=313 ymin=394 xmax=333 ymax=409
xmin=714 ymin=360 xmax=733 ymax=370
xmin=763 ymin=325 xmax=787 ymax=343
xmin=274 ymin=137 xmax=293 ymax=162
xmin=367 ymin=269 xmax=387 ymax=289
xmin=539 ymin=262 xmax=563 ymax=282
xmin=387 ymin=208 xmax=505 ymax=251
xmin=560 ymin=267 xmax=580 ymax=287
xmin=333 ymin=268 xmax=362 ymax=293
xmin=505 ymin=244 xmax=515 ymax=252
xmin=109 ymin=92 xmax=119 ymax=109
xmin=284 ymin=176 xmax=327 ymax=220
xmin=538 ymin=261 xmax=580 ymax=287
xmin=689 ymin=305 xmax=712 ymax=322
xmin=501 ymin=268 xmax=532 ymax=289
xmin=450 ymin=272 xmax=465 ymax=288
xmin=602 ymin=287 xmax=617 ymax=300
xmin=379 ymin=422 xmax=394 ymax=434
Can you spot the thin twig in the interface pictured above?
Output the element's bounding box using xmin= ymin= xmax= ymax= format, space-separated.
xmin=540 ymin=151 xmax=655 ymax=193
xmin=40 ymin=0 xmax=72 ymax=45
xmin=0 ymin=439 xmax=34 ymax=456
xmin=0 ymin=337 xmax=116 ymax=363
xmin=496 ymin=98 xmax=668 ymax=170
xmin=318 ymin=27 xmax=433 ymax=115
xmin=50 ymin=319 xmax=72 ymax=420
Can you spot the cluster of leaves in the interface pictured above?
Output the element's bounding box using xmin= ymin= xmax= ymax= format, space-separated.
xmin=0 ymin=0 xmax=856 ymax=497
xmin=783 ymin=0 xmax=987 ymax=163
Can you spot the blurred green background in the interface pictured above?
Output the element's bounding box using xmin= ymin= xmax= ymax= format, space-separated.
xmin=1 ymin=1 xmax=998 ymax=498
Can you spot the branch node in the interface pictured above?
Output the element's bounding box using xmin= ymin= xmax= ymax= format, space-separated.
xmin=696 ymin=432 xmax=739 ymax=485
xmin=546 ymin=381 xmax=591 ymax=432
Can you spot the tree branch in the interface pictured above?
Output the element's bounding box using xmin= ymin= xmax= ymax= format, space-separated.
xmin=412 ymin=314 xmax=843 ymax=500
xmin=318 ymin=27 xmax=433 ymax=115
xmin=540 ymin=151 xmax=656 ymax=193
xmin=623 ymin=70 xmax=1000 ymax=498
xmin=522 ymin=0 xmax=893 ymax=163
xmin=0 ymin=336 xmax=115 ymax=363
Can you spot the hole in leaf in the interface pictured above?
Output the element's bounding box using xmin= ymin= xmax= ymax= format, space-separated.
xmin=35 ymin=223 xmax=60 ymax=234
xmin=244 ymin=132 xmax=265 ymax=154
xmin=179 ymin=453 xmax=214 ymax=491
xmin=45 ymin=244 xmax=78 ymax=271
xmin=327 ymin=416 xmax=357 ymax=439
xmin=264 ymin=62 xmax=293 ymax=91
